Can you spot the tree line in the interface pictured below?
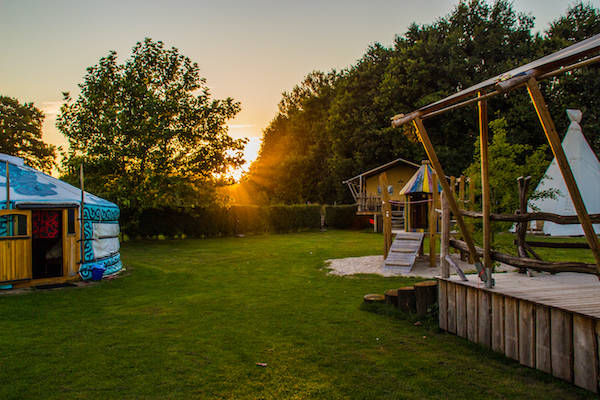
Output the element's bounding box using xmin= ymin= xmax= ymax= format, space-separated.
xmin=241 ymin=1 xmax=600 ymax=213
xmin=1 ymin=1 xmax=599 ymax=218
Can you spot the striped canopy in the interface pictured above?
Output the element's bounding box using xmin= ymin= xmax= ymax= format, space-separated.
xmin=399 ymin=162 xmax=442 ymax=195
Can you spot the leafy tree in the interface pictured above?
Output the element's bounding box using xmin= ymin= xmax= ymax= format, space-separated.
xmin=464 ymin=118 xmax=551 ymax=214
xmin=0 ymin=95 xmax=56 ymax=172
xmin=57 ymin=38 xmax=245 ymax=209
xmin=244 ymin=1 xmax=599 ymax=207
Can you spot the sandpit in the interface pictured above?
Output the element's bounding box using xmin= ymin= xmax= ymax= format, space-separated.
xmin=325 ymin=254 xmax=513 ymax=278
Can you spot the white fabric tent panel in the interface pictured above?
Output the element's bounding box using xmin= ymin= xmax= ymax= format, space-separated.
xmin=93 ymin=223 xmax=120 ymax=238
xmin=92 ymin=237 xmax=120 ymax=259
xmin=529 ymin=110 xmax=600 ymax=236
xmin=92 ymin=223 xmax=120 ymax=259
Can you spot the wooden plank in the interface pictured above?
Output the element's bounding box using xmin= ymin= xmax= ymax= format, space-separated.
xmin=504 ymin=297 xmax=519 ymax=361
xmin=573 ymin=314 xmax=598 ymax=392
xmin=466 ymin=287 xmax=478 ymax=342
xmin=456 ymin=284 xmax=467 ymax=338
xmin=491 ymin=293 xmax=505 ymax=353
xmin=536 ymin=305 xmax=552 ymax=374
xmin=526 ymin=77 xmax=600 ymax=274
xmin=447 ymin=282 xmax=457 ymax=334
xmin=438 ymin=280 xmax=448 ymax=331
xmin=478 ymin=290 xmax=491 ymax=348
xmin=551 ymin=308 xmax=573 ymax=382
xmin=519 ymin=300 xmax=536 ymax=368
xmin=412 ymin=118 xmax=481 ymax=265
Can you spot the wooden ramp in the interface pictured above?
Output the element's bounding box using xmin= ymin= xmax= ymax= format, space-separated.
xmin=384 ymin=232 xmax=424 ymax=273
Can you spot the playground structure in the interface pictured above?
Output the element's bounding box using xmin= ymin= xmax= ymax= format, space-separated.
xmin=390 ymin=34 xmax=600 ymax=392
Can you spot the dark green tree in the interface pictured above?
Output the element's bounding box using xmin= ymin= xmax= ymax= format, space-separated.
xmin=0 ymin=95 xmax=56 ymax=172
xmin=58 ymin=38 xmax=245 ymax=209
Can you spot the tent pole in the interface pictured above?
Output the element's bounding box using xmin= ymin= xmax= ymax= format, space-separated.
xmin=478 ymin=94 xmax=493 ymax=288
xmin=526 ymin=77 xmax=600 ymax=276
xmin=412 ymin=117 xmax=482 ymax=266
xmin=80 ymin=163 xmax=85 ymax=267
xmin=5 ymin=161 xmax=10 ymax=210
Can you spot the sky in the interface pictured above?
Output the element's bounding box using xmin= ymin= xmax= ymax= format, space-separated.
xmin=1 ymin=0 xmax=597 ymax=177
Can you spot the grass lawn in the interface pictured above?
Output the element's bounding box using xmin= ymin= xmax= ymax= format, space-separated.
xmin=0 ymin=230 xmax=595 ymax=399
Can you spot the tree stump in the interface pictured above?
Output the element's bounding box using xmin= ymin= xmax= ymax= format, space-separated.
xmin=415 ymin=280 xmax=438 ymax=317
xmin=397 ymin=286 xmax=416 ymax=313
xmin=363 ymin=294 xmax=385 ymax=303
xmin=385 ymin=289 xmax=399 ymax=307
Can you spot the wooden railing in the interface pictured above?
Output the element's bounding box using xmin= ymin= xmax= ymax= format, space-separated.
xmin=437 ymin=189 xmax=599 ymax=277
xmin=356 ymin=193 xmax=381 ymax=213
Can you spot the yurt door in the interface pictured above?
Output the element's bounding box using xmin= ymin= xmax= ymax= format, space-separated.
xmin=31 ymin=210 xmax=63 ymax=279
xmin=0 ymin=210 xmax=32 ymax=282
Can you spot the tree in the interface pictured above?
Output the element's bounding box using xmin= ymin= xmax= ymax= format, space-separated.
xmin=57 ymin=38 xmax=245 ymax=209
xmin=463 ymin=118 xmax=551 ymax=215
xmin=0 ymin=95 xmax=56 ymax=172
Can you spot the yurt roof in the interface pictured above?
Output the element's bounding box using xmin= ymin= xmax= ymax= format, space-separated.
xmin=399 ymin=161 xmax=442 ymax=195
xmin=0 ymin=153 xmax=118 ymax=210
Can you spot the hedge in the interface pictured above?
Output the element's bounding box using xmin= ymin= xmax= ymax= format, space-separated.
xmin=122 ymin=204 xmax=324 ymax=238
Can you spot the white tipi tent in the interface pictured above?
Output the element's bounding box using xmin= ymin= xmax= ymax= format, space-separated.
xmin=529 ymin=109 xmax=600 ymax=236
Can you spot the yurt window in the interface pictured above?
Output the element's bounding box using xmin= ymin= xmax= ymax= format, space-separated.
xmin=67 ymin=209 xmax=75 ymax=234
xmin=0 ymin=214 xmax=28 ymax=238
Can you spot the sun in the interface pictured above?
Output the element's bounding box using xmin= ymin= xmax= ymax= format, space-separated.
xmin=230 ymin=137 xmax=261 ymax=181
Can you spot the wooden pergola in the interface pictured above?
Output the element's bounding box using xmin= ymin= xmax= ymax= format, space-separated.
xmin=391 ymin=34 xmax=600 ymax=287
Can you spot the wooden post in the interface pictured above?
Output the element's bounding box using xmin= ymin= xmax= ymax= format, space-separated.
xmin=516 ymin=176 xmax=532 ymax=272
xmin=429 ymin=172 xmax=438 ymax=267
xmin=440 ymin=191 xmax=450 ymax=278
xmin=5 ymin=161 xmax=9 ymax=210
xmin=413 ymin=118 xmax=481 ymax=266
xmin=468 ymin=177 xmax=475 ymax=263
xmin=526 ymin=77 xmax=600 ymax=275
xmin=458 ymin=176 xmax=465 ymax=209
xmin=478 ymin=93 xmax=493 ymax=288
xmin=379 ymin=173 xmax=392 ymax=259
xmin=80 ymin=163 xmax=85 ymax=266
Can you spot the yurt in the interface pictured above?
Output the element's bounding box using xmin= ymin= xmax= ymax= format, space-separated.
xmin=399 ymin=160 xmax=442 ymax=231
xmin=0 ymin=153 xmax=122 ymax=288
xmin=529 ymin=109 xmax=600 ymax=236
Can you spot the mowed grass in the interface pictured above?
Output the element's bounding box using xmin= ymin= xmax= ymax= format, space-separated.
xmin=0 ymin=230 xmax=594 ymax=399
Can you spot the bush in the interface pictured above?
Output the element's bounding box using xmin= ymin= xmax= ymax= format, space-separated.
xmin=325 ymin=205 xmax=359 ymax=229
xmin=267 ymin=204 xmax=321 ymax=233
xmin=121 ymin=204 xmax=322 ymax=238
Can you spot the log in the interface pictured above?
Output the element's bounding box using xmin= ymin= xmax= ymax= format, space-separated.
xmin=363 ymin=294 xmax=385 ymax=303
xmin=415 ymin=281 xmax=437 ymax=317
xmin=459 ymin=209 xmax=600 ymax=224
xmin=525 ymin=240 xmax=590 ymax=249
xmin=397 ymin=286 xmax=416 ymax=313
xmin=384 ymin=289 xmax=399 ymax=307
xmin=449 ymin=238 xmax=597 ymax=274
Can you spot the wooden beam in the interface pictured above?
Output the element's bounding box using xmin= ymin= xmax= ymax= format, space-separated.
xmin=460 ymin=209 xmax=600 ymax=224
xmin=526 ymin=77 xmax=600 ymax=275
xmin=412 ymin=117 xmax=481 ymax=265
xmin=478 ymin=94 xmax=493 ymax=287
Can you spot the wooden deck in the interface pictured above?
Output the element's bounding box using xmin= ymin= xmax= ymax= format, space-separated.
xmin=438 ymin=272 xmax=600 ymax=393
